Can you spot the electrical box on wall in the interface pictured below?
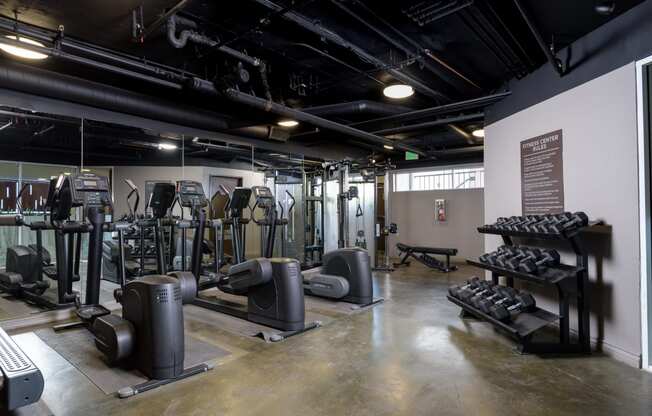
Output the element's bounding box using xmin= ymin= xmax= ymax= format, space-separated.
xmin=435 ymin=199 xmax=446 ymax=222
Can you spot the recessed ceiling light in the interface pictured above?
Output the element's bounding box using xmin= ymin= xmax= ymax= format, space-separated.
xmin=0 ymin=35 xmax=48 ymax=60
xmin=472 ymin=129 xmax=485 ymax=138
xmin=277 ymin=120 xmax=299 ymax=127
xmin=383 ymin=144 xmax=394 ymax=150
xmin=383 ymin=84 xmax=414 ymax=99
xmin=158 ymin=142 xmax=178 ymax=150
xmin=80 ymin=168 xmax=91 ymax=172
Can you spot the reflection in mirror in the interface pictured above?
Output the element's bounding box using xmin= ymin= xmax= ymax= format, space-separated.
xmin=0 ymin=107 xmax=82 ymax=320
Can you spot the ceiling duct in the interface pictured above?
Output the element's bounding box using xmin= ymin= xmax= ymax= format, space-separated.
xmin=0 ymin=59 xmax=230 ymax=131
xmin=231 ymin=125 xmax=291 ymax=142
xmin=302 ymin=100 xmax=412 ymax=118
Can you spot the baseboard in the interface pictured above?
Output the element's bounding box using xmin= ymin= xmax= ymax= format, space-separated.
xmin=591 ymin=337 xmax=642 ymax=368
xmin=563 ymin=325 xmax=642 ymax=368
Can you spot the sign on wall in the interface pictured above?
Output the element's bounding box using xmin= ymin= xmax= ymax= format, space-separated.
xmin=520 ymin=129 xmax=564 ymax=215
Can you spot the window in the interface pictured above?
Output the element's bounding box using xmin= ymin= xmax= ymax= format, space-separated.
xmin=393 ymin=166 xmax=484 ymax=192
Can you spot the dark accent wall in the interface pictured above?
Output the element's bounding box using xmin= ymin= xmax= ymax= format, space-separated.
xmin=487 ymin=0 xmax=652 ymax=124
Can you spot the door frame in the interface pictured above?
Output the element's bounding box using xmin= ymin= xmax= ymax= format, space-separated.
xmin=636 ymin=55 xmax=652 ymax=371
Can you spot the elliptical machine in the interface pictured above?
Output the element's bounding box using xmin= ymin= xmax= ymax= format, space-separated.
xmin=0 ymin=179 xmax=78 ymax=309
xmin=176 ymin=181 xmax=317 ymax=337
xmin=50 ymin=173 xmax=210 ymax=397
xmin=259 ymin=187 xmax=382 ymax=307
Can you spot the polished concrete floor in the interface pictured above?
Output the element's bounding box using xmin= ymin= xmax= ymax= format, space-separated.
xmin=7 ymin=262 xmax=652 ymax=416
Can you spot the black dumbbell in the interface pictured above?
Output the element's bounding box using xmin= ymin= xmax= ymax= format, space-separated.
xmin=495 ymin=216 xmax=522 ymax=230
xmin=477 ymin=286 xmax=518 ymax=313
xmin=504 ymin=248 xmax=541 ymax=270
xmin=536 ymin=212 xmax=572 ymax=233
xmin=518 ymin=249 xmax=560 ymax=274
xmin=458 ymin=281 xmax=494 ymax=303
xmin=510 ymin=216 xmax=540 ymax=231
xmin=479 ymin=246 xmax=510 ymax=264
xmin=468 ymin=283 xmax=500 ymax=306
xmin=490 ymin=292 xmax=537 ymax=321
xmin=523 ymin=214 xmax=554 ymax=232
xmin=448 ymin=277 xmax=481 ymax=298
xmin=495 ymin=247 xmax=529 ymax=268
xmin=547 ymin=212 xmax=589 ymax=234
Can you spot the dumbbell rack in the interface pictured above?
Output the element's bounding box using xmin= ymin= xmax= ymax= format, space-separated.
xmin=447 ymin=225 xmax=591 ymax=354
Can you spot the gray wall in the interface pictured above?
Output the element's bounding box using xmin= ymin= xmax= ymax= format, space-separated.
xmin=485 ymin=63 xmax=640 ymax=366
xmin=388 ymin=188 xmax=485 ymax=261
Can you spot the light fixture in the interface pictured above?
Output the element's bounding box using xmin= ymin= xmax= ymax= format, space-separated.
xmin=158 ymin=142 xmax=178 ymax=151
xmin=37 ymin=177 xmax=48 ymax=181
xmin=277 ymin=120 xmax=299 ymax=128
xmin=80 ymin=168 xmax=91 ymax=172
xmin=383 ymin=144 xmax=394 ymax=150
xmin=383 ymin=84 xmax=414 ymax=99
xmin=472 ymin=129 xmax=485 ymax=138
xmin=0 ymin=35 xmax=48 ymax=60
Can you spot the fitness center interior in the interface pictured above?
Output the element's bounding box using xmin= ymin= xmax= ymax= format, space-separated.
xmin=1 ymin=1 xmax=652 ymax=415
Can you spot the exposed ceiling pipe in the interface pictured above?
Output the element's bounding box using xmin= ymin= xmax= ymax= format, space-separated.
xmin=447 ymin=124 xmax=475 ymax=144
xmin=222 ymin=88 xmax=427 ymax=156
xmin=431 ymin=145 xmax=483 ymax=155
xmin=0 ymin=59 xmax=230 ymax=132
xmin=167 ymin=14 xmax=272 ymax=100
xmin=512 ymin=0 xmax=565 ymax=76
xmin=0 ymin=17 xmax=426 ymax=156
xmin=350 ymin=91 xmax=509 ymax=128
xmin=372 ymin=112 xmax=484 ymax=136
xmin=331 ymin=0 xmax=479 ymax=92
xmin=290 ymin=43 xmax=386 ymax=87
xmin=302 ymin=100 xmax=412 ymax=118
xmin=230 ymin=125 xmax=291 ymax=141
xmin=0 ymin=16 xmax=197 ymax=83
xmin=251 ymin=0 xmax=449 ymax=102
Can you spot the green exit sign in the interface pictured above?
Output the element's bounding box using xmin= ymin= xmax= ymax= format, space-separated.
xmin=405 ymin=151 xmax=419 ymax=161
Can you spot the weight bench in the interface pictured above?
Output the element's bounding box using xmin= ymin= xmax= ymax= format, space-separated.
xmin=0 ymin=327 xmax=44 ymax=412
xmin=394 ymin=243 xmax=458 ymax=272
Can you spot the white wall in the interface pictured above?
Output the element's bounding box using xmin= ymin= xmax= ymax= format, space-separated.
xmin=112 ymin=165 xmax=265 ymax=256
xmin=485 ymin=63 xmax=640 ymax=366
xmin=388 ymin=188 xmax=485 ymax=261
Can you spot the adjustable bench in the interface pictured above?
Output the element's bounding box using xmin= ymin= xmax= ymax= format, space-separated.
xmin=0 ymin=327 xmax=44 ymax=411
xmin=394 ymin=243 xmax=458 ymax=272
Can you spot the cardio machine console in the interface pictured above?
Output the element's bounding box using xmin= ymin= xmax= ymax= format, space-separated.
xmin=176 ymin=180 xmax=208 ymax=208
xmin=150 ymin=182 xmax=176 ymax=219
xmin=251 ymin=186 xmax=275 ymax=208
xmin=70 ymin=173 xmax=112 ymax=208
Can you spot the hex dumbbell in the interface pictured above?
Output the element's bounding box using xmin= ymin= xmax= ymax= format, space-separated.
xmin=448 ymin=277 xmax=481 ymax=298
xmin=504 ymin=248 xmax=541 ymax=270
xmin=477 ymin=286 xmax=518 ymax=314
xmin=490 ymin=292 xmax=537 ymax=321
xmin=547 ymin=212 xmax=589 ymax=234
xmin=518 ymin=249 xmax=560 ymax=274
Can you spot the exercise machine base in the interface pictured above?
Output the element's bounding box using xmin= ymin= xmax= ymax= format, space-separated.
xmin=117 ymin=363 xmax=213 ymax=398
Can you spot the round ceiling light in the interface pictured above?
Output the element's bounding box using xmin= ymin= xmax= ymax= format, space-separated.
xmin=158 ymin=142 xmax=178 ymax=151
xmin=383 ymin=84 xmax=414 ymax=99
xmin=472 ymin=129 xmax=485 ymax=138
xmin=0 ymin=35 xmax=48 ymax=60
xmin=277 ymin=120 xmax=299 ymax=127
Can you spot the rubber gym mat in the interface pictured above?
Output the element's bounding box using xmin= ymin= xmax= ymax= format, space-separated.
xmin=34 ymin=326 xmax=229 ymax=395
xmin=187 ymin=292 xmax=332 ymax=341
xmin=302 ymin=295 xmax=385 ymax=317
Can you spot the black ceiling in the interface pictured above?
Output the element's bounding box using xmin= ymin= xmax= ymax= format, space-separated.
xmin=0 ymin=0 xmax=642 ymax=166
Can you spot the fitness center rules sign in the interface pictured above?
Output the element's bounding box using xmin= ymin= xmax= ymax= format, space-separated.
xmin=520 ymin=129 xmax=565 ymax=215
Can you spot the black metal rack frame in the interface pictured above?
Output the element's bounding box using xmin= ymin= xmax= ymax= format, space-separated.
xmin=451 ymin=225 xmax=592 ymax=354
